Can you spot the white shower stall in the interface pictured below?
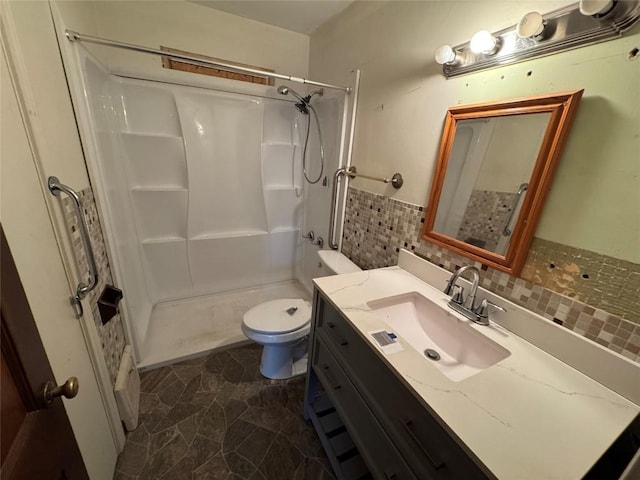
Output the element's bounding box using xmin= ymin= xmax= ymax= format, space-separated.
xmin=68 ymin=45 xmax=353 ymax=367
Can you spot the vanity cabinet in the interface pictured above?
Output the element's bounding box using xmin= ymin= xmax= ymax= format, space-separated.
xmin=304 ymin=290 xmax=493 ymax=480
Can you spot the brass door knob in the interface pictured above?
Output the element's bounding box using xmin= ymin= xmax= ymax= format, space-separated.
xmin=42 ymin=377 xmax=79 ymax=405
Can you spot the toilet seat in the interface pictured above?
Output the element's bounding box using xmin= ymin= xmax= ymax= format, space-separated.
xmin=243 ymin=298 xmax=311 ymax=334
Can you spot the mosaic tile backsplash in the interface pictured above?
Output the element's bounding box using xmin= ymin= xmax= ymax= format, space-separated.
xmin=63 ymin=187 xmax=126 ymax=384
xmin=522 ymin=238 xmax=640 ymax=323
xmin=342 ymin=186 xmax=640 ymax=364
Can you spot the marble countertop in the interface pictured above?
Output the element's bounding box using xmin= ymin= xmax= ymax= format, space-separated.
xmin=313 ymin=261 xmax=640 ymax=480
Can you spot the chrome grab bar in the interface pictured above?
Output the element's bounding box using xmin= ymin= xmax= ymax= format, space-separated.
xmin=328 ymin=165 xmax=404 ymax=250
xmin=502 ymin=183 xmax=529 ymax=236
xmin=48 ymin=177 xmax=99 ymax=317
xmin=346 ymin=166 xmax=403 ymax=189
xmin=328 ymin=167 xmax=348 ymax=250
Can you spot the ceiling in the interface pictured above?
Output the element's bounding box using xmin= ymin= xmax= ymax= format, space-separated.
xmin=191 ymin=0 xmax=353 ymax=35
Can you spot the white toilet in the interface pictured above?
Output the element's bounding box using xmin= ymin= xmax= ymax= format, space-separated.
xmin=241 ymin=250 xmax=361 ymax=379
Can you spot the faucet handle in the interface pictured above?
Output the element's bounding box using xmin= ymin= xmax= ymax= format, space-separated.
xmin=474 ymin=299 xmax=506 ymax=319
xmin=444 ymin=279 xmax=455 ymax=295
xmin=312 ymin=236 xmax=324 ymax=248
xmin=451 ymin=285 xmax=464 ymax=305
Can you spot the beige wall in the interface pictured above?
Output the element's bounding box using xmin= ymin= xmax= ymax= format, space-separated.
xmin=1 ymin=2 xmax=119 ymax=477
xmin=311 ymin=1 xmax=640 ymax=263
xmin=55 ymin=0 xmax=309 ymax=81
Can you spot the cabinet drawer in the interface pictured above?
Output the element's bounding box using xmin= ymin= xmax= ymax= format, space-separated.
xmin=313 ymin=336 xmax=417 ymax=480
xmin=318 ymin=298 xmax=491 ymax=480
xmin=317 ymin=296 xmax=364 ymax=354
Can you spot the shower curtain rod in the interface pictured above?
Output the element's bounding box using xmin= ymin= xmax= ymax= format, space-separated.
xmin=65 ymin=30 xmax=351 ymax=93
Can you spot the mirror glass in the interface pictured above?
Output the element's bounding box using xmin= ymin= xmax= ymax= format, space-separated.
xmin=422 ymin=90 xmax=583 ymax=275
xmin=433 ymin=113 xmax=550 ymax=255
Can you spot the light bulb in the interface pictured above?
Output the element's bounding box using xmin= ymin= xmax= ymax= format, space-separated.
xmin=435 ymin=45 xmax=457 ymax=65
xmin=579 ymin=0 xmax=614 ymax=16
xmin=470 ymin=30 xmax=498 ymax=55
xmin=516 ymin=12 xmax=545 ymax=39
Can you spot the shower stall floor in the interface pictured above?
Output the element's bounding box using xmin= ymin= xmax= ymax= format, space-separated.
xmin=138 ymin=280 xmax=310 ymax=369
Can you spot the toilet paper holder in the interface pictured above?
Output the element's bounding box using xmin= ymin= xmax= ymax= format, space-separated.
xmin=98 ymin=285 xmax=123 ymax=325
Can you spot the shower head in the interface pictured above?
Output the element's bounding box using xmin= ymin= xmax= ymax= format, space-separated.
xmin=276 ymin=85 xmax=324 ymax=115
xmin=276 ymin=85 xmax=306 ymax=104
xmin=277 ymin=85 xmax=309 ymax=115
xmin=294 ymin=102 xmax=309 ymax=115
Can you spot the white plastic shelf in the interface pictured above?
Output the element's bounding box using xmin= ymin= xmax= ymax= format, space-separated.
xmin=121 ymin=132 xmax=183 ymax=140
xmin=141 ymin=237 xmax=186 ymax=244
xmin=189 ymin=229 xmax=269 ymax=241
xmin=131 ymin=187 xmax=188 ymax=192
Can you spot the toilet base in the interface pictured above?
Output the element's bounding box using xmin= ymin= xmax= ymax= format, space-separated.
xmin=259 ymin=337 xmax=308 ymax=380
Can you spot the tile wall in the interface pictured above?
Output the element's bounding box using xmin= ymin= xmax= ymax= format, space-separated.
xmin=523 ymin=238 xmax=640 ymax=323
xmin=62 ymin=187 xmax=127 ymax=384
xmin=342 ymin=186 xmax=640 ymax=363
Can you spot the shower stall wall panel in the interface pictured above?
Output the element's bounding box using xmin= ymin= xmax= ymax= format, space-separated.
xmin=268 ymin=230 xmax=299 ymax=282
xmin=176 ymin=91 xmax=267 ymax=239
xmin=130 ymin=190 xmax=188 ymax=240
xmin=296 ymin=94 xmax=347 ymax=293
xmin=262 ymin=144 xmax=300 ymax=188
xmin=117 ymin=83 xmax=182 ymax=136
xmin=141 ymin=240 xmax=192 ymax=301
xmin=116 ymin=81 xmax=192 ymax=303
xmin=74 ymin=50 xmax=346 ymax=365
xmin=121 ymin=134 xmax=187 ymax=188
xmin=189 ymin=235 xmax=271 ymax=292
xmin=81 ymin=56 xmax=154 ymax=351
xmin=78 ymin=51 xmax=305 ymax=357
xmin=262 ymin=102 xmax=303 ymax=285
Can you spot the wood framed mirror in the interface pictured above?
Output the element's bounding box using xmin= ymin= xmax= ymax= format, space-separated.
xmin=422 ymin=90 xmax=583 ymax=275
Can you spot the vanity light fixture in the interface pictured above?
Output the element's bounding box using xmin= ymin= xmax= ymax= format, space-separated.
xmin=438 ymin=0 xmax=640 ymax=77
xmin=470 ymin=30 xmax=499 ymax=55
xmin=435 ymin=45 xmax=458 ymax=65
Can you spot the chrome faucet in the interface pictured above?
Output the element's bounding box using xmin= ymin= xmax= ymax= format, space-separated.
xmin=444 ymin=265 xmax=480 ymax=310
xmin=444 ymin=266 xmax=505 ymax=325
xmin=303 ymin=230 xmax=324 ymax=248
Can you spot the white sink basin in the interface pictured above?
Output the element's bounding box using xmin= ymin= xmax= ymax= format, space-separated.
xmin=367 ymin=292 xmax=510 ymax=382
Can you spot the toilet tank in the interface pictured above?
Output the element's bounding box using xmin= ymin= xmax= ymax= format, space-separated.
xmin=317 ymin=250 xmax=362 ymax=275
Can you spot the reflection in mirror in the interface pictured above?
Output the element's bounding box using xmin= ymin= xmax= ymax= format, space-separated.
xmin=433 ymin=113 xmax=550 ymax=255
xmin=423 ymin=90 xmax=583 ymax=276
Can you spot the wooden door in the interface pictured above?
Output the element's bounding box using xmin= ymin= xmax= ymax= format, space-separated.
xmin=0 ymin=228 xmax=88 ymax=480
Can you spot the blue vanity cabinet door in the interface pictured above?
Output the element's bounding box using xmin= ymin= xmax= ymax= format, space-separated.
xmin=314 ymin=292 xmax=493 ymax=480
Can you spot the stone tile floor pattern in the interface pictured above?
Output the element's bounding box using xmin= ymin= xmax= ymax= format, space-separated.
xmin=114 ymin=344 xmax=335 ymax=480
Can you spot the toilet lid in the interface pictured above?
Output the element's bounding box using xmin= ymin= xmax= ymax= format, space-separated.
xmin=243 ymin=299 xmax=311 ymax=334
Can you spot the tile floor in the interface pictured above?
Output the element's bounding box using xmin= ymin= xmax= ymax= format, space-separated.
xmin=114 ymin=344 xmax=335 ymax=480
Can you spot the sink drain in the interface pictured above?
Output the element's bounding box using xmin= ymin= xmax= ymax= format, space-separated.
xmin=424 ymin=349 xmax=441 ymax=361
